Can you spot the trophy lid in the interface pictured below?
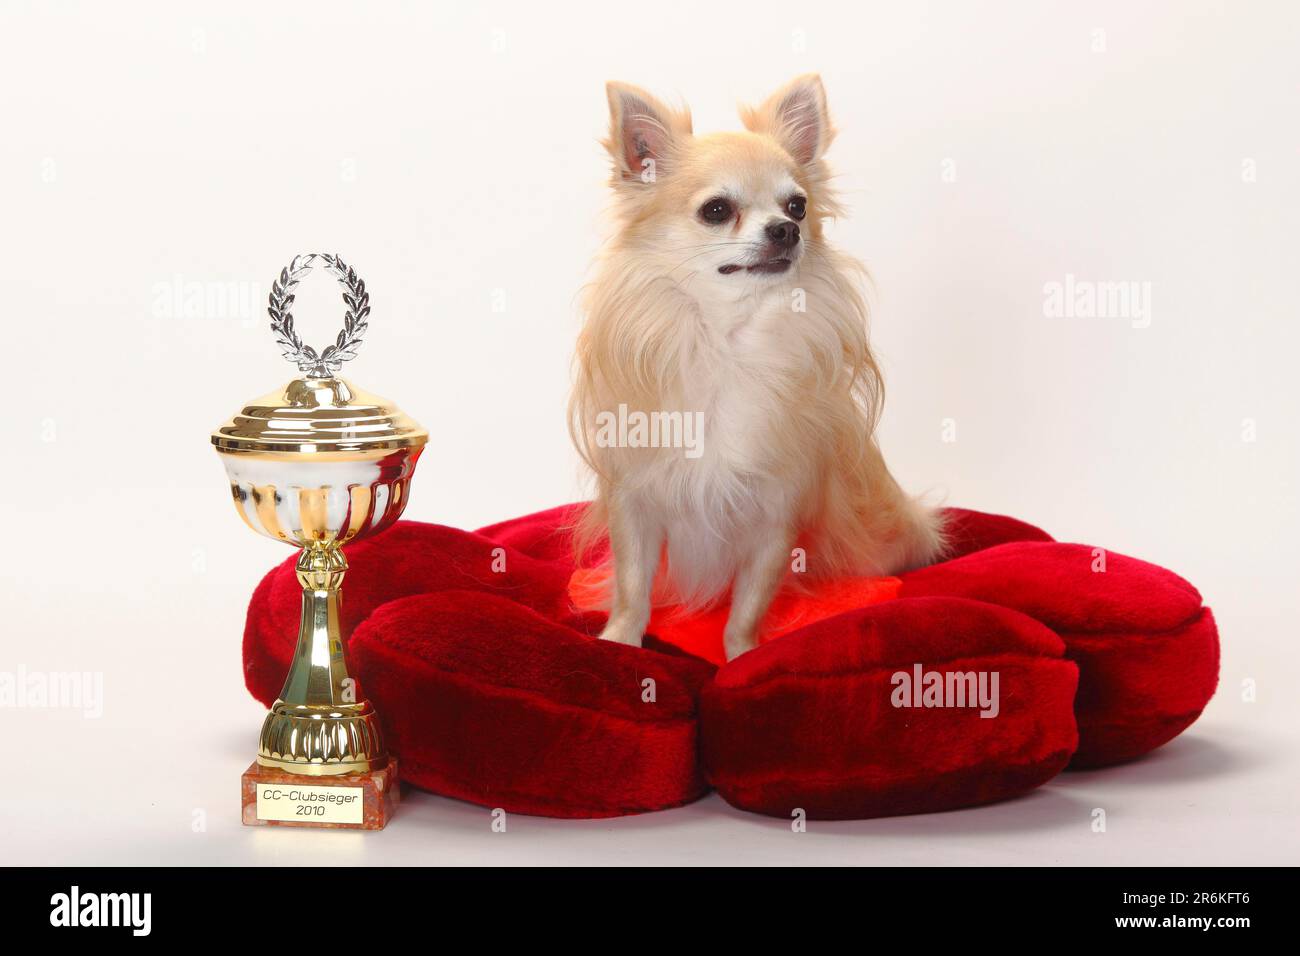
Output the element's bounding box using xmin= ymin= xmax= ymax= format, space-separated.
xmin=211 ymin=376 xmax=428 ymax=456
xmin=210 ymin=253 xmax=428 ymax=457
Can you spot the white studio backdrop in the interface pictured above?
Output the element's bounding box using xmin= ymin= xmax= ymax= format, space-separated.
xmin=0 ymin=0 xmax=1296 ymax=863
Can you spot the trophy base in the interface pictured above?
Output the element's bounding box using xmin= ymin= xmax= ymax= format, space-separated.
xmin=241 ymin=759 xmax=400 ymax=830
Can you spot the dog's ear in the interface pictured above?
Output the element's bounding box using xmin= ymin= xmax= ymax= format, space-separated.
xmin=604 ymin=82 xmax=691 ymax=184
xmin=741 ymin=74 xmax=834 ymax=166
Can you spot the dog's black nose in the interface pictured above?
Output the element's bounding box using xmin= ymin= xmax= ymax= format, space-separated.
xmin=765 ymin=219 xmax=801 ymax=247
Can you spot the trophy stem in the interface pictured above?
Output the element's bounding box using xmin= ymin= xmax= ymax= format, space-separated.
xmin=255 ymin=542 xmax=389 ymax=776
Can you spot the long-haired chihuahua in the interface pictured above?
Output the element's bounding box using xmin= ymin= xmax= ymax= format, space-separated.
xmin=570 ymin=75 xmax=946 ymax=661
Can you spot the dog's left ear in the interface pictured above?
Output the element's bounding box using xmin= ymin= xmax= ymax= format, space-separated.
xmin=741 ymin=74 xmax=834 ymax=166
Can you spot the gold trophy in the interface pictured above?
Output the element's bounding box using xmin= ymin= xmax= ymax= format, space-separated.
xmin=212 ymin=254 xmax=426 ymax=829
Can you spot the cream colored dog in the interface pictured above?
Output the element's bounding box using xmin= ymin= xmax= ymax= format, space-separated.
xmin=571 ymin=75 xmax=945 ymax=660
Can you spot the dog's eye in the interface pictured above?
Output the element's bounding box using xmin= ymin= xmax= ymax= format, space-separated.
xmin=787 ymin=196 xmax=807 ymax=221
xmin=699 ymin=198 xmax=734 ymax=224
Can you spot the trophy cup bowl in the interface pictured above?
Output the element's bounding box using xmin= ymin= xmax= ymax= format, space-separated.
xmin=216 ymin=377 xmax=423 ymax=554
xmin=213 ymin=254 xmax=426 ymax=829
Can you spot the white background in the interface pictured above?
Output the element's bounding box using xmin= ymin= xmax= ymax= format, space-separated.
xmin=1 ymin=0 xmax=1296 ymax=865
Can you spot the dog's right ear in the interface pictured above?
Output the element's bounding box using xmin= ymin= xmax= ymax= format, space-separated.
xmin=604 ymin=82 xmax=691 ymax=185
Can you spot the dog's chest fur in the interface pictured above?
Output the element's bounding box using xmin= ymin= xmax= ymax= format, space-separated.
xmin=642 ymin=289 xmax=820 ymax=597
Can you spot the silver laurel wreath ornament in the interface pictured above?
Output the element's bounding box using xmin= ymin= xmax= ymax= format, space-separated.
xmin=267 ymin=253 xmax=370 ymax=378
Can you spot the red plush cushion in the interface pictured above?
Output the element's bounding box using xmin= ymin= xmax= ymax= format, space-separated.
xmin=353 ymin=591 xmax=716 ymax=817
xmin=242 ymin=504 xmax=1219 ymax=819
xmin=898 ymin=544 xmax=1220 ymax=767
xmin=700 ymin=597 xmax=1079 ymax=818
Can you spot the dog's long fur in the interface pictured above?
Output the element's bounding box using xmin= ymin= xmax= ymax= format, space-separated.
xmin=570 ymin=75 xmax=946 ymax=660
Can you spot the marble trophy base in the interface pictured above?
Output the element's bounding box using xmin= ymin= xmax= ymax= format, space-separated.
xmin=241 ymin=759 xmax=400 ymax=830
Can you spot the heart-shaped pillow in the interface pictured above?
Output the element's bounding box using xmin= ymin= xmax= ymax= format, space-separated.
xmin=242 ymin=505 xmax=1219 ymax=818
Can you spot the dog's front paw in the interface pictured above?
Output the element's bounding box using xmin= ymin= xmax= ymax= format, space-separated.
xmin=723 ymin=629 xmax=758 ymax=662
xmin=598 ymin=617 xmax=646 ymax=648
